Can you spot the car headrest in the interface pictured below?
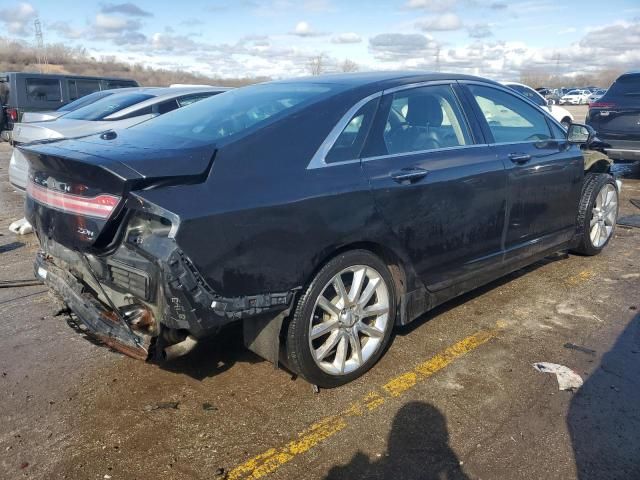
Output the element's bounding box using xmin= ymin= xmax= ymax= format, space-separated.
xmin=406 ymin=94 xmax=443 ymax=127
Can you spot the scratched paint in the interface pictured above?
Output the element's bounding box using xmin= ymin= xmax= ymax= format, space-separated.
xmin=227 ymin=327 xmax=497 ymax=480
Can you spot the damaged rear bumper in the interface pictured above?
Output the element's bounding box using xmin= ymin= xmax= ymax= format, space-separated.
xmin=35 ymin=252 xmax=152 ymax=360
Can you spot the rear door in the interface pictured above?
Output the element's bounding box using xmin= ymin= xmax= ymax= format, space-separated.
xmin=461 ymin=82 xmax=583 ymax=259
xmin=361 ymin=82 xmax=507 ymax=291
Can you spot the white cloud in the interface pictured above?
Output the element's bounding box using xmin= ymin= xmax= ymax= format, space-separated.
xmin=415 ymin=13 xmax=463 ymax=31
xmin=0 ymin=2 xmax=37 ymax=36
xmin=331 ymin=32 xmax=362 ymax=44
xmin=291 ymin=20 xmax=325 ymax=37
xmin=405 ymin=0 xmax=457 ymax=12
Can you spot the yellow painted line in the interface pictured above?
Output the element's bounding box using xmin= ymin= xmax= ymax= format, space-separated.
xmin=227 ymin=327 xmax=498 ymax=480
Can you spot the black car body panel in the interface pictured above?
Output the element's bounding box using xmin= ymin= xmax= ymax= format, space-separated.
xmin=587 ymin=72 xmax=640 ymax=160
xmin=22 ymin=72 xmax=589 ymax=363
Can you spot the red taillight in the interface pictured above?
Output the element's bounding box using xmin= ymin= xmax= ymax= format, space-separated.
xmin=6 ymin=108 xmax=18 ymax=122
xmin=589 ymin=102 xmax=616 ymax=109
xmin=27 ymin=180 xmax=120 ymax=219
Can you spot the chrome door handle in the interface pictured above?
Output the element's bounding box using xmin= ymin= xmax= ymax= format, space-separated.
xmin=390 ymin=167 xmax=429 ymax=184
xmin=509 ymin=153 xmax=532 ymax=164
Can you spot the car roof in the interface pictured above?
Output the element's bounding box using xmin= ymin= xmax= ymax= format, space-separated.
xmin=268 ymin=71 xmax=502 ymax=90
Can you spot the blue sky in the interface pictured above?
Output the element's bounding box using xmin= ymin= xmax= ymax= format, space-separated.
xmin=1 ymin=0 xmax=639 ymax=79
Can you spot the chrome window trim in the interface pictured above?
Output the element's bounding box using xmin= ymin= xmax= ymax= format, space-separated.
xmin=306 ymin=91 xmax=382 ymax=170
xmin=361 ymin=143 xmax=489 ymax=163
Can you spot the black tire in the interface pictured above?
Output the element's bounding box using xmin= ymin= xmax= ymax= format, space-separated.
xmin=561 ymin=117 xmax=572 ymax=128
xmin=285 ymin=249 xmax=396 ymax=388
xmin=571 ymin=173 xmax=619 ymax=256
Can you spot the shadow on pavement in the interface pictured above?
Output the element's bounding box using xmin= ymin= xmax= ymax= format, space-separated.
xmin=568 ymin=314 xmax=640 ymax=479
xmin=157 ymin=323 xmax=264 ymax=381
xmin=325 ymin=401 xmax=469 ymax=480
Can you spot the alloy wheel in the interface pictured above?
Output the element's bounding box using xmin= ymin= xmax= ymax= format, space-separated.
xmin=308 ymin=265 xmax=390 ymax=375
xmin=590 ymin=183 xmax=618 ymax=248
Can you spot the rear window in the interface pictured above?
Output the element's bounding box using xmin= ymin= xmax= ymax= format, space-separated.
xmin=64 ymin=93 xmax=153 ymax=121
xmin=69 ymin=79 xmax=101 ymax=101
xmin=105 ymin=80 xmax=138 ymax=89
xmin=57 ymin=90 xmax=114 ymax=112
xmin=131 ymin=83 xmax=341 ymax=143
xmin=26 ymin=78 xmax=62 ymax=102
xmin=609 ymin=74 xmax=640 ymax=96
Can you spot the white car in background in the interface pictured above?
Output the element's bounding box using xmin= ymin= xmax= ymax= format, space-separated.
xmin=587 ymin=89 xmax=607 ymax=104
xmin=560 ymin=89 xmax=591 ymax=105
xmin=503 ymin=82 xmax=574 ymax=127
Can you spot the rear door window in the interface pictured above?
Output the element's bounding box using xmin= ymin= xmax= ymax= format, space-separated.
xmin=467 ymin=84 xmax=551 ymax=143
xmin=369 ymin=84 xmax=471 ymax=157
xmin=25 ymin=78 xmax=62 ymax=103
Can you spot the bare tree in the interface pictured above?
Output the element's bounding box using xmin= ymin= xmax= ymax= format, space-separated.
xmin=307 ymin=54 xmax=325 ymax=76
xmin=341 ymin=59 xmax=359 ymax=73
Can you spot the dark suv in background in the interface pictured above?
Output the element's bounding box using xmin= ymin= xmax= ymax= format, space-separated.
xmin=0 ymin=72 xmax=138 ymax=141
xmin=587 ymin=71 xmax=640 ymax=161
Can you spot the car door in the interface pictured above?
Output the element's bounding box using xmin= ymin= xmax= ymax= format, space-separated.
xmin=461 ymin=82 xmax=583 ymax=260
xmin=361 ymin=83 xmax=507 ymax=291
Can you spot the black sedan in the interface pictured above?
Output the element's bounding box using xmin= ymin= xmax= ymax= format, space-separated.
xmin=21 ymin=72 xmax=619 ymax=388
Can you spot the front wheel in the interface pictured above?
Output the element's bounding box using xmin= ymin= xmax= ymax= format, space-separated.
xmin=285 ymin=250 xmax=396 ymax=388
xmin=571 ymin=173 xmax=619 ymax=256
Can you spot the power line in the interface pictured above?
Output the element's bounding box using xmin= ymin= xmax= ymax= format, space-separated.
xmin=34 ymin=18 xmax=48 ymax=73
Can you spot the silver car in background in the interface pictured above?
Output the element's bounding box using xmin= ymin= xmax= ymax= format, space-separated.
xmin=19 ymin=88 xmax=139 ymax=123
xmin=9 ymin=86 xmax=229 ymax=191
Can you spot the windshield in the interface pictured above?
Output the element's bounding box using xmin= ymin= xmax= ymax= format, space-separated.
xmin=131 ymin=82 xmax=340 ymax=143
xmin=57 ymin=90 xmax=115 ymax=112
xmin=64 ymin=92 xmax=154 ymax=121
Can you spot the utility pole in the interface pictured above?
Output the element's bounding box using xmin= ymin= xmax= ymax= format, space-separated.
xmin=34 ymin=18 xmax=48 ymax=73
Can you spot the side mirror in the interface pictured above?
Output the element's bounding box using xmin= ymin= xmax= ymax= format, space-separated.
xmin=567 ymin=123 xmax=596 ymax=144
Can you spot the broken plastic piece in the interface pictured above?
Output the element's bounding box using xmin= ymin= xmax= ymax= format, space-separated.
xmin=533 ymin=362 xmax=584 ymax=391
xmin=563 ymin=343 xmax=596 ymax=356
xmin=8 ymin=218 xmax=33 ymax=235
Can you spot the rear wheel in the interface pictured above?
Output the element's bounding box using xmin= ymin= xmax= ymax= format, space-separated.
xmin=285 ymin=250 xmax=396 ymax=388
xmin=572 ymin=173 xmax=619 ymax=255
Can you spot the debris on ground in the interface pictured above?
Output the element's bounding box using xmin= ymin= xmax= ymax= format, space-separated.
xmin=8 ymin=218 xmax=33 ymax=235
xmin=143 ymin=401 xmax=180 ymax=412
xmin=202 ymin=402 xmax=218 ymax=411
xmin=533 ymin=362 xmax=584 ymax=391
xmin=563 ymin=343 xmax=596 ymax=356
xmin=630 ymin=198 xmax=640 ymax=210
xmin=617 ymin=215 xmax=640 ymax=228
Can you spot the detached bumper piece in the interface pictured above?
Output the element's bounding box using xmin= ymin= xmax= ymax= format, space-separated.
xmin=35 ymin=252 xmax=152 ymax=360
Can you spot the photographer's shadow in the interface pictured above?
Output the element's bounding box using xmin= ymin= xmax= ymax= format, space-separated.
xmin=326 ymin=401 xmax=469 ymax=480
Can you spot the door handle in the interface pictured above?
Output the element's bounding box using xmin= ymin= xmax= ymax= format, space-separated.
xmin=508 ymin=153 xmax=532 ymax=164
xmin=389 ymin=167 xmax=429 ymax=184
